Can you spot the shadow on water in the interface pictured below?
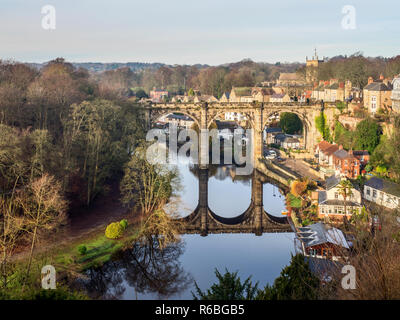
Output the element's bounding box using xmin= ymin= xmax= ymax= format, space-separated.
xmin=82 ymin=238 xmax=192 ymax=300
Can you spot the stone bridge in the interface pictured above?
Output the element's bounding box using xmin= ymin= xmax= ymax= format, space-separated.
xmin=143 ymin=101 xmax=338 ymax=169
xmin=179 ymin=169 xmax=292 ymax=236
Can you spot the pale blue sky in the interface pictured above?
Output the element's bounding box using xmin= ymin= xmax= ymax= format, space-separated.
xmin=1 ymin=0 xmax=399 ymax=65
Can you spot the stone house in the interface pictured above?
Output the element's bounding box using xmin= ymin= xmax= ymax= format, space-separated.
xmin=363 ymin=76 xmax=392 ymax=115
xmin=274 ymin=133 xmax=301 ymax=149
xmin=269 ymin=93 xmax=291 ymax=103
xmin=251 ymin=87 xmax=275 ymax=102
xmin=323 ymin=79 xmax=345 ymax=102
xmin=219 ymin=92 xmax=230 ymax=102
xmin=276 ymin=73 xmax=305 ymax=86
xmin=229 ymin=87 xmax=254 ymax=102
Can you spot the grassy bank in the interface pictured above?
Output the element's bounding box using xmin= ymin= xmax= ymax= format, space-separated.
xmin=17 ymin=218 xmax=143 ymax=277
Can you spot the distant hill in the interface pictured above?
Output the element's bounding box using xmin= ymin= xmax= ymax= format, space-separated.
xmin=26 ymin=61 xmax=210 ymax=73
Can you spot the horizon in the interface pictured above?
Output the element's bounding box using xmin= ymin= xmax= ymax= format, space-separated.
xmin=7 ymin=52 xmax=400 ymax=68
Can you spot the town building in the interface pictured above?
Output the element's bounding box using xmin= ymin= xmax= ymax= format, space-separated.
xmin=296 ymin=222 xmax=350 ymax=261
xmin=229 ymin=87 xmax=254 ymax=102
xmin=162 ymin=113 xmax=194 ymax=129
xmin=264 ymin=127 xmax=282 ymax=144
xmin=315 ymin=141 xmax=339 ymax=167
xmin=269 ymin=93 xmax=291 ymax=103
xmin=219 ymin=92 xmax=230 ymax=102
xmin=274 ymin=133 xmax=301 ymax=149
xmin=224 ymin=112 xmax=247 ymax=122
xmin=363 ymin=176 xmax=400 ymax=209
xmin=316 ymin=141 xmax=369 ymax=179
xmin=194 ymin=95 xmax=218 ymax=103
xmin=332 ymin=147 xmax=362 ymax=179
xmin=276 ymin=73 xmax=305 ymax=87
xmin=316 ymin=175 xmax=362 ymax=222
xmin=251 ymin=87 xmax=275 ymax=102
xmin=323 ymin=80 xmax=345 ymax=102
xmin=363 ymin=76 xmax=392 ymax=115
xmin=149 ymin=87 xmax=168 ymax=103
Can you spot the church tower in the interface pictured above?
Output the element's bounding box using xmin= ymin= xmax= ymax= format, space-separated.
xmin=306 ymin=48 xmax=324 ymax=83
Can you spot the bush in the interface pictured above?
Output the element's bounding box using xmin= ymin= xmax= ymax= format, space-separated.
xmin=120 ymin=219 xmax=128 ymax=230
xmin=77 ymin=244 xmax=87 ymax=255
xmin=105 ymin=222 xmax=124 ymax=239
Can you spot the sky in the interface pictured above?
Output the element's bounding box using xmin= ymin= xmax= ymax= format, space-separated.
xmin=1 ymin=0 xmax=399 ymax=65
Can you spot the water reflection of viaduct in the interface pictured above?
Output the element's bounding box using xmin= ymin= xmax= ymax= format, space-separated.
xmin=180 ymin=169 xmax=292 ymax=236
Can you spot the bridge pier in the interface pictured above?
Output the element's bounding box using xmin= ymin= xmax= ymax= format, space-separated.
xmin=252 ymin=171 xmax=264 ymax=236
xmin=198 ymin=168 xmax=209 ymax=236
xmin=253 ymin=103 xmax=264 ymax=169
xmin=199 ymin=103 xmax=209 ymax=169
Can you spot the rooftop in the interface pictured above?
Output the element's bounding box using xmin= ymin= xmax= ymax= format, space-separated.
xmin=297 ymin=222 xmax=350 ymax=249
xmin=365 ymin=176 xmax=400 ymax=197
xmin=364 ymin=82 xmax=392 ymax=91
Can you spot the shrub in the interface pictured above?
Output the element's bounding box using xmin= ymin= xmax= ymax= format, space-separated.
xmin=120 ymin=219 xmax=128 ymax=230
xmin=105 ymin=222 xmax=124 ymax=239
xmin=77 ymin=244 xmax=87 ymax=255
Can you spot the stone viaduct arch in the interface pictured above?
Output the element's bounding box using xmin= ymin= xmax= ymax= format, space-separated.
xmin=143 ymin=101 xmax=336 ymax=169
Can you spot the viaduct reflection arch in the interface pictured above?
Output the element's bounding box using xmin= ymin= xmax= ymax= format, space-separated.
xmin=179 ymin=168 xmax=292 ymax=236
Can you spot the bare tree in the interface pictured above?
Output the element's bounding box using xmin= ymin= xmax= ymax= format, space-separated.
xmin=0 ymin=195 xmax=25 ymax=288
xmin=16 ymin=174 xmax=67 ymax=278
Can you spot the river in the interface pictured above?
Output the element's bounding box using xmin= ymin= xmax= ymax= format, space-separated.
xmin=84 ymin=155 xmax=295 ymax=300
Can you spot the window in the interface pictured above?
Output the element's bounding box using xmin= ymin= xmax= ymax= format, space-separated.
xmin=373 ymin=190 xmax=377 ymax=198
xmin=371 ymin=96 xmax=377 ymax=112
xmin=366 ymin=188 xmax=370 ymax=196
xmin=335 ymin=192 xmax=339 ymax=199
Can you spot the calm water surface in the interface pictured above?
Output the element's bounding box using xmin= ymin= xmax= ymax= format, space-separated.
xmin=85 ymin=156 xmax=294 ymax=299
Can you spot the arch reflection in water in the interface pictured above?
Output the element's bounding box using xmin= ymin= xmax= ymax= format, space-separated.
xmin=179 ymin=167 xmax=291 ymax=236
xmin=82 ymin=238 xmax=192 ymax=300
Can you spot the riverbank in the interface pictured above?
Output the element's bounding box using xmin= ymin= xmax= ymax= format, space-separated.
xmin=11 ymin=187 xmax=143 ymax=275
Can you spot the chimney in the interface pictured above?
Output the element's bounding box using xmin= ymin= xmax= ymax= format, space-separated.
xmin=339 ymin=145 xmax=343 ymax=150
xmin=379 ymin=74 xmax=384 ymax=81
xmin=349 ymin=149 xmax=353 ymax=155
xmin=339 ymin=82 xmax=345 ymax=89
xmin=368 ymin=77 xmax=374 ymax=85
xmin=319 ymin=80 xmax=324 ymax=86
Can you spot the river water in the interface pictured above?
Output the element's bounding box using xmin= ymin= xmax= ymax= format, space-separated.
xmin=84 ymin=156 xmax=295 ymax=300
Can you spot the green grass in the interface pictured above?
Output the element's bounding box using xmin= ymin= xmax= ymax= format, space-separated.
xmin=53 ymin=224 xmax=141 ymax=272
xmin=288 ymin=193 xmax=302 ymax=209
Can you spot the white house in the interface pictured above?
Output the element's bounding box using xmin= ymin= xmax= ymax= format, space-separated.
xmin=317 ymin=175 xmax=362 ymax=222
xmin=363 ymin=176 xmax=400 ymax=209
